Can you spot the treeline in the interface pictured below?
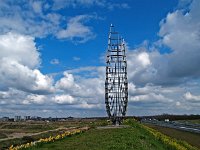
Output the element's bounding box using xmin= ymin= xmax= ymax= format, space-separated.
xmin=83 ymin=114 xmax=200 ymax=121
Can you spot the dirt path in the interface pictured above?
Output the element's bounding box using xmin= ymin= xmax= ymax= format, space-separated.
xmin=0 ymin=127 xmax=76 ymax=142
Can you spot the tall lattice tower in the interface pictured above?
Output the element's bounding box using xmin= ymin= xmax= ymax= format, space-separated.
xmin=105 ymin=24 xmax=128 ymax=125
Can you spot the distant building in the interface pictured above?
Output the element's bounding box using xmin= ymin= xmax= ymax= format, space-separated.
xmin=9 ymin=118 xmax=14 ymax=122
xmin=24 ymin=116 xmax=31 ymax=120
xmin=14 ymin=116 xmax=21 ymax=121
xmin=31 ymin=116 xmax=42 ymax=121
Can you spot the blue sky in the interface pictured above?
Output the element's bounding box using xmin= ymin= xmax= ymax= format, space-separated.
xmin=38 ymin=0 xmax=178 ymax=74
xmin=0 ymin=0 xmax=200 ymax=117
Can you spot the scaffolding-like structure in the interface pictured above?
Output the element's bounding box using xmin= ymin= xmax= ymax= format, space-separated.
xmin=105 ymin=24 xmax=128 ymax=125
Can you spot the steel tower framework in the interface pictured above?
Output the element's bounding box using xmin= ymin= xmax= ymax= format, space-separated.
xmin=105 ymin=24 xmax=128 ymax=125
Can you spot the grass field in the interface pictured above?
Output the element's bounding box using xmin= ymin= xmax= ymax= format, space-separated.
xmin=27 ymin=126 xmax=168 ymax=150
xmin=0 ymin=119 xmax=107 ymax=149
xmin=1 ymin=119 xmax=199 ymax=150
xmin=23 ymin=120 xmax=198 ymax=150
xmin=145 ymin=124 xmax=200 ymax=148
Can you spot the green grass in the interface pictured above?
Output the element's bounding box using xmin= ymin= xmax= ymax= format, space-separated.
xmin=145 ymin=124 xmax=200 ymax=148
xmin=3 ymin=119 xmax=198 ymax=150
xmin=27 ymin=123 xmax=170 ymax=150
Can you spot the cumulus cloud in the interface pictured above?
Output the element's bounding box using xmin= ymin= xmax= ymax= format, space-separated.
xmin=127 ymin=0 xmax=200 ymax=87
xmin=0 ymin=32 xmax=104 ymax=116
xmin=184 ymin=92 xmax=200 ymax=102
xmin=56 ymin=15 xmax=96 ymax=43
xmin=51 ymin=0 xmax=200 ymax=115
xmin=22 ymin=94 xmax=47 ymax=105
xmin=53 ymin=94 xmax=76 ymax=104
xmin=55 ymin=68 xmax=105 ymax=109
xmin=124 ymin=0 xmax=200 ymax=115
xmin=0 ymin=1 xmax=61 ymax=38
xmin=0 ymin=1 xmax=97 ymax=43
xmin=127 ymin=49 xmax=160 ymax=86
xmin=0 ymin=32 xmax=40 ymax=68
xmin=0 ymin=32 xmax=54 ymax=94
xmin=1 ymin=0 xmax=200 ymax=117
xmin=137 ymin=52 xmax=151 ymax=67
xmin=0 ymin=1 xmax=128 ymax=44
xmin=159 ymin=0 xmax=200 ymax=78
xmin=73 ymin=102 xmax=103 ymax=109
xmin=129 ymin=93 xmax=172 ymax=103
xmin=0 ymin=59 xmax=53 ymax=94
xmin=55 ymin=72 xmax=79 ymax=92
xmin=56 ymin=70 xmax=104 ymax=97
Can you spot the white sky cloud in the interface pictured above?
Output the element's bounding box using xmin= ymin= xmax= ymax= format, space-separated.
xmin=0 ymin=32 xmax=40 ymax=68
xmin=23 ymin=94 xmax=46 ymax=105
xmin=0 ymin=1 xmax=127 ymax=43
xmin=73 ymin=102 xmax=103 ymax=109
xmin=56 ymin=15 xmax=96 ymax=43
xmin=184 ymin=92 xmax=200 ymax=102
xmin=53 ymin=94 xmax=76 ymax=104
xmin=52 ymin=0 xmax=129 ymax=10
xmin=55 ymin=72 xmax=78 ymax=92
xmin=0 ymin=1 xmax=61 ymax=38
xmin=0 ymin=32 xmax=54 ymax=94
xmin=127 ymin=0 xmax=200 ymax=86
xmin=129 ymin=93 xmax=172 ymax=103
xmin=55 ymin=70 xmax=104 ymax=104
xmin=137 ymin=52 xmax=151 ymax=67
xmin=0 ymin=1 xmax=97 ymax=43
xmin=159 ymin=0 xmax=200 ymax=78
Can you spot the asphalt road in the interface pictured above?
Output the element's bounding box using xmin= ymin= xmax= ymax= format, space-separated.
xmin=141 ymin=120 xmax=200 ymax=134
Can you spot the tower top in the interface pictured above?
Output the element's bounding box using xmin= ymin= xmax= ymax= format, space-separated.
xmin=109 ymin=23 xmax=115 ymax=33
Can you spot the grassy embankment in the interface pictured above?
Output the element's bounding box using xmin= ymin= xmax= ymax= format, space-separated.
xmin=145 ymin=124 xmax=200 ymax=148
xmin=24 ymin=119 xmax=198 ymax=150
